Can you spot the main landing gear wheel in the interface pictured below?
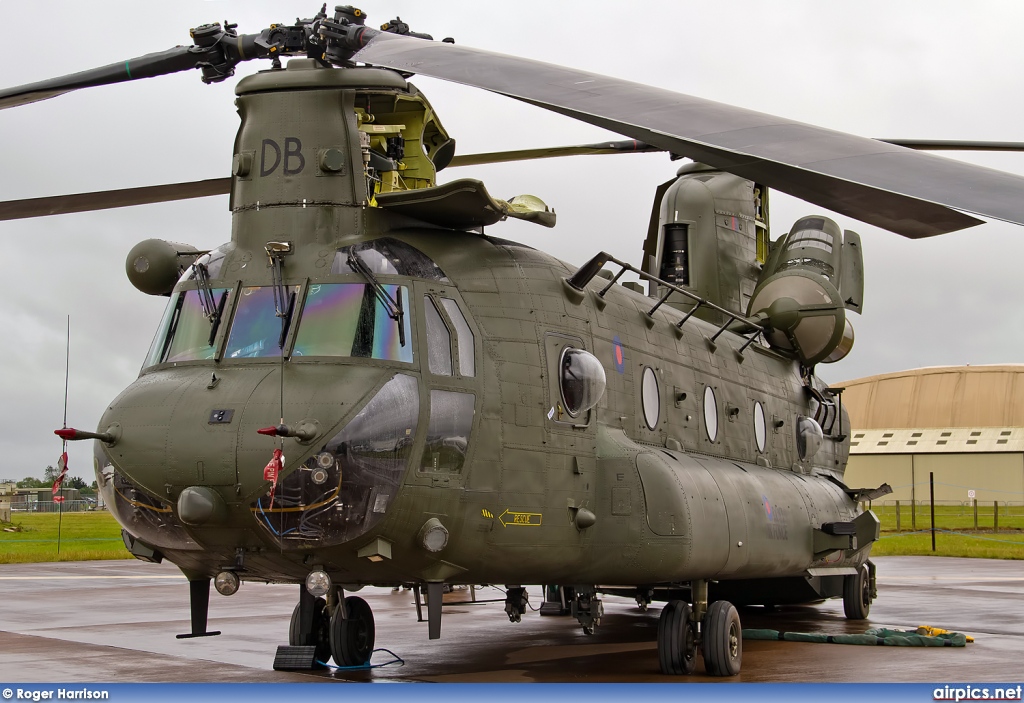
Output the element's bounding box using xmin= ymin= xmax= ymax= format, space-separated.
xmin=289 ymin=597 xmax=330 ymax=664
xmin=702 ymin=600 xmax=742 ymax=676
xmin=657 ymin=600 xmax=697 ymax=675
xmin=330 ymin=595 xmax=376 ymax=667
xmin=843 ymin=564 xmax=871 ymax=620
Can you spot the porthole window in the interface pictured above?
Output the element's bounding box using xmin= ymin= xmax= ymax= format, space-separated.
xmin=704 ymin=386 xmax=718 ymax=442
xmin=641 ymin=367 xmax=660 ymax=430
xmin=753 ymin=401 xmax=767 ymax=453
xmin=796 ymin=416 xmax=824 ymax=460
xmin=559 ymin=347 xmax=607 ymax=417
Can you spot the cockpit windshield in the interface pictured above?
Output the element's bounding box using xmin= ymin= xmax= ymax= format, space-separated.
xmin=143 ymin=238 xmax=441 ymax=369
xmin=224 ymin=285 xmax=300 ymax=359
xmin=293 ymin=283 xmax=412 ymax=362
xmin=142 ymin=288 xmax=229 ymax=368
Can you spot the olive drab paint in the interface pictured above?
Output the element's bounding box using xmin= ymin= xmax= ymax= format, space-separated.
xmin=92 ymin=58 xmax=876 ymax=597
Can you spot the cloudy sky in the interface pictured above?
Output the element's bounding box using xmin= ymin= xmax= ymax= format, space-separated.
xmin=2 ymin=0 xmax=1023 ymax=483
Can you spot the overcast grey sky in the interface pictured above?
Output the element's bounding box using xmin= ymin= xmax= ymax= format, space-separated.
xmin=1 ymin=0 xmax=1023 ymax=483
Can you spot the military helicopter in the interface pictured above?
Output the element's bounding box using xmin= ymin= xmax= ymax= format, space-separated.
xmin=3 ymin=3 xmax=1024 ymax=678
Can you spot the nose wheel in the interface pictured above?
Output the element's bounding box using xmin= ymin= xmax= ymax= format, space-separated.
xmin=288 ymin=595 xmax=331 ymax=664
xmin=330 ymin=595 xmax=376 ymax=667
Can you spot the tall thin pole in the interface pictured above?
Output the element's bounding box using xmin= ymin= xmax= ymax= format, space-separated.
xmin=929 ymin=471 xmax=936 ymax=552
xmin=57 ymin=316 xmax=69 ymax=555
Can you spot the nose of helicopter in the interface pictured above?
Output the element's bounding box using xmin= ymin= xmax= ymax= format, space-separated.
xmin=98 ymin=363 xmax=391 ymax=505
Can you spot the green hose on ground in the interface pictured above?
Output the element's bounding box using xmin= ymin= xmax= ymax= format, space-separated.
xmin=742 ymin=627 xmax=968 ymax=647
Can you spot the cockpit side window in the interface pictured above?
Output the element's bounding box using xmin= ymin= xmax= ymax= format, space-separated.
xmin=143 ymin=294 xmax=179 ymax=369
xmin=423 ymin=296 xmax=453 ymax=375
xmin=440 ymin=298 xmax=475 ymax=377
xmin=331 ymin=237 xmax=448 ymax=281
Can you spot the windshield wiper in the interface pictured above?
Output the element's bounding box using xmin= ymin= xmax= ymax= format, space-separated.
xmin=192 ymin=262 xmax=228 ymax=346
xmin=266 ymin=242 xmax=296 ymax=350
xmin=346 ymin=251 xmax=406 ymax=347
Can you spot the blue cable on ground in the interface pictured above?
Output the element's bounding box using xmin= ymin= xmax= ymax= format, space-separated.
xmin=316 ymin=648 xmax=405 ymax=670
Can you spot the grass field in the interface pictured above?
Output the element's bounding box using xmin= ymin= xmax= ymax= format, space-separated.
xmin=0 ymin=511 xmax=130 ymax=563
xmin=872 ymin=503 xmax=1024 ymax=532
xmin=869 ymin=503 xmax=1024 ymax=559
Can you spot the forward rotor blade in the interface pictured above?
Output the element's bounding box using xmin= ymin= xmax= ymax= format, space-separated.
xmin=880 ymin=139 xmax=1024 ymax=152
xmin=352 ymin=34 xmax=1024 ymax=238
xmin=0 ymin=178 xmax=231 ymax=221
xmin=449 ymin=140 xmax=661 ymax=167
xmin=0 ymin=46 xmax=199 ymax=110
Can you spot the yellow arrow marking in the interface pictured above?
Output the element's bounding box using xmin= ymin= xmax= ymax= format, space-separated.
xmin=499 ymin=509 xmax=542 ymax=527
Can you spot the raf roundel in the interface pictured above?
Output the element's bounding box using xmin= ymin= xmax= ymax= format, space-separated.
xmin=612 ymin=335 xmax=625 ymax=374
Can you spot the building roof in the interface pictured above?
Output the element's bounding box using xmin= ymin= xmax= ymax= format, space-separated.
xmin=839 ymin=364 xmax=1024 ymax=431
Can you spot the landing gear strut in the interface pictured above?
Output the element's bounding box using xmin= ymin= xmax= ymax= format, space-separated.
xmin=504 ymin=586 xmax=528 ymax=623
xmin=571 ymin=588 xmax=603 ymax=635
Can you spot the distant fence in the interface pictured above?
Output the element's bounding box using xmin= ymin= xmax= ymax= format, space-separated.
xmin=9 ymin=500 xmax=99 ymax=513
xmin=866 ymin=499 xmax=1023 ymax=532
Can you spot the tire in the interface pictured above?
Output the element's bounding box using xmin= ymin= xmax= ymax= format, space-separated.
xmin=289 ymin=597 xmax=330 ymax=664
xmin=330 ymin=595 xmax=376 ymax=667
xmin=657 ymin=600 xmax=697 ymax=675
xmin=702 ymin=600 xmax=742 ymax=676
xmin=843 ymin=565 xmax=871 ymax=620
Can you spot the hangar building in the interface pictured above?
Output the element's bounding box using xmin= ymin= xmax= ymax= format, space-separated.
xmin=838 ymin=365 xmax=1024 ymax=506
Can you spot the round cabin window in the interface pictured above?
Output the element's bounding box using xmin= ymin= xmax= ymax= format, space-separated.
xmin=753 ymin=401 xmax=767 ymax=453
xmin=704 ymin=386 xmax=718 ymax=442
xmin=641 ymin=367 xmax=660 ymax=430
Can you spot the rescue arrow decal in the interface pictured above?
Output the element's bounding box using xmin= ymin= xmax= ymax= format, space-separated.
xmin=499 ymin=509 xmax=543 ymax=527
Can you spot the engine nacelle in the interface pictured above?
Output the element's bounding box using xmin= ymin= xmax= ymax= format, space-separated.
xmin=126 ymin=239 xmax=201 ymax=296
xmin=747 ymin=216 xmax=863 ymax=366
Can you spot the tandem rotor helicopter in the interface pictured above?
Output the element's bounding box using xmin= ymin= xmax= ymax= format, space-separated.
xmin=3 ymin=2 xmax=1024 ymax=677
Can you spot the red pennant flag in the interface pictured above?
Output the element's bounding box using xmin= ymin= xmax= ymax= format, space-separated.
xmin=52 ymin=452 xmax=69 ymax=495
xmin=263 ymin=448 xmax=284 ymax=509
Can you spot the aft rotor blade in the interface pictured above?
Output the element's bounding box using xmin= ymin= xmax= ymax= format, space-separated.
xmin=452 ymin=139 xmax=1024 ymax=168
xmin=449 ymin=140 xmax=662 ymax=167
xmin=352 ymin=34 xmax=1024 ymax=238
xmin=0 ymin=46 xmax=200 ymax=110
xmin=0 ymin=178 xmax=231 ymax=221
